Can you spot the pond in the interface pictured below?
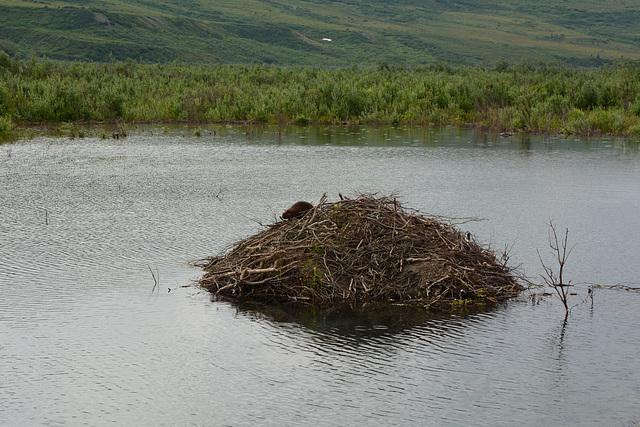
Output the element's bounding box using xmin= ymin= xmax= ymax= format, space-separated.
xmin=1 ymin=125 xmax=639 ymax=425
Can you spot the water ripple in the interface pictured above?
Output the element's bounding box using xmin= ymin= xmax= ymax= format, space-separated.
xmin=2 ymin=129 xmax=640 ymax=426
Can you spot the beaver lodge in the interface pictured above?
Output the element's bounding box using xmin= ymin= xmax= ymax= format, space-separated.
xmin=194 ymin=194 xmax=523 ymax=310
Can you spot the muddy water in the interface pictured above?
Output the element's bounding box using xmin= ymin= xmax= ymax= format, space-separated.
xmin=1 ymin=125 xmax=639 ymax=425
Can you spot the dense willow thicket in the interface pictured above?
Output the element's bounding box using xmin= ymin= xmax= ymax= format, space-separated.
xmin=2 ymin=53 xmax=640 ymax=136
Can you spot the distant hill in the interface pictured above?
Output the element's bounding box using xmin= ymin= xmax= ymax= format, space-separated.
xmin=1 ymin=0 xmax=639 ymax=66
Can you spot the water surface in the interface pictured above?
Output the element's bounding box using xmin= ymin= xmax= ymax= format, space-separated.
xmin=1 ymin=125 xmax=639 ymax=425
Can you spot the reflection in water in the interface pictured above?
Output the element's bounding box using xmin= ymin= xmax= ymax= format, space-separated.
xmin=226 ymin=297 xmax=513 ymax=338
xmin=519 ymin=134 xmax=532 ymax=151
xmin=550 ymin=315 xmax=569 ymax=388
xmin=1 ymin=125 xmax=639 ymax=426
xmin=230 ymin=300 xmax=449 ymax=336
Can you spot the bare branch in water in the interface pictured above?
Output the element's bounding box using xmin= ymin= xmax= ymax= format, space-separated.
xmin=538 ymin=221 xmax=575 ymax=313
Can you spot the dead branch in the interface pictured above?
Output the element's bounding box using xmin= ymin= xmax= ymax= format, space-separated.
xmin=538 ymin=220 xmax=575 ymax=313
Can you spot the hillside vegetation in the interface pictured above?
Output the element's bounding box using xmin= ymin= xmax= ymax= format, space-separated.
xmin=1 ymin=0 xmax=639 ymax=66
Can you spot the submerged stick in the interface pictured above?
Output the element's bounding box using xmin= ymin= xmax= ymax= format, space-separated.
xmin=148 ymin=264 xmax=159 ymax=293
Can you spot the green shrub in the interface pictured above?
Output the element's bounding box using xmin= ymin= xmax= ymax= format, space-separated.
xmin=0 ymin=115 xmax=14 ymax=133
xmin=0 ymin=51 xmax=11 ymax=69
xmin=626 ymin=122 xmax=640 ymax=135
xmin=0 ymin=58 xmax=638 ymax=134
xmin=630 ymin=98 xmax=640 ymax=116
xmin=0 ymin=115 xmax=15 ymax=141
xmin=589 ymin=109 xmax=624 ymax=134
xmin=565 ymin=108 xmax=590 ymax=134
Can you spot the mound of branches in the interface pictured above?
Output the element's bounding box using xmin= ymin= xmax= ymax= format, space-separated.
xmin=194 ymin=194 xmax=523 ymax=308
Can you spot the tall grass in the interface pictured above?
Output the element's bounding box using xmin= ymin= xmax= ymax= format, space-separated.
xmin=1 ymin=54 xmax=640 ymax=135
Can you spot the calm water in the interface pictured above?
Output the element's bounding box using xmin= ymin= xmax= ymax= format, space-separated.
xmin=1 ymin=125 xmax=639 ymax=426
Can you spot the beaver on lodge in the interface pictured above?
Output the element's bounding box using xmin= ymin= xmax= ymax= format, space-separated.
xmin=282 ymin=201 xmax=313 ymax=220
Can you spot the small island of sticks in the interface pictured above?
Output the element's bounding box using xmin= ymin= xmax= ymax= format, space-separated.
xmin=194 ymin=194 xmax=523 ymax=309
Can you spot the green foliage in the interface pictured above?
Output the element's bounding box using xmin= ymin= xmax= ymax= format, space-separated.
xmin=0 ymin=115 xmax=14 ymax=132
xmin=0 ymin=1 xmax=639 ymax=67
xmin=0 ymin=51 xmax=11 ymax=69
xmin=0 ymin=115 xmax=15 ymax=142
xmin=1 ymin=55 xmax=640 ymax=135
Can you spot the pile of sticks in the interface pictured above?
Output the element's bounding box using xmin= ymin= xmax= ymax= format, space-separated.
xmin=194 ymin=194 xmax=523 ymax=307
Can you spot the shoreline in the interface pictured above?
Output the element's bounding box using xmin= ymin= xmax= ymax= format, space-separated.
xmin=11 ymin=119 xmax=640 ymax=139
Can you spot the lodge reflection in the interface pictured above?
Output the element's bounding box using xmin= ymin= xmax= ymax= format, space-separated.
xmin=218 ymin=297 xmax=506 ymax=338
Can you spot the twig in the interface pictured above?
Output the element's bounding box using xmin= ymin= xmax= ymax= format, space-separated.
xmin=148 ymin=264 xmax=159 ymax=293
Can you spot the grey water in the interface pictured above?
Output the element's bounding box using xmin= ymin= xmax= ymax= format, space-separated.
xmin=1 ymin=125 xmax=639 ymax=426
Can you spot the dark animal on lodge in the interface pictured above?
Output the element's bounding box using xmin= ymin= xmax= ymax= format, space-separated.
xmin=282 ymin=201 xmax=313 ymax=220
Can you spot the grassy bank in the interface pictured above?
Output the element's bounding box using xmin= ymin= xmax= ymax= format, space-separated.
xmin=2 ymin=54 xmax=640 ymax=136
